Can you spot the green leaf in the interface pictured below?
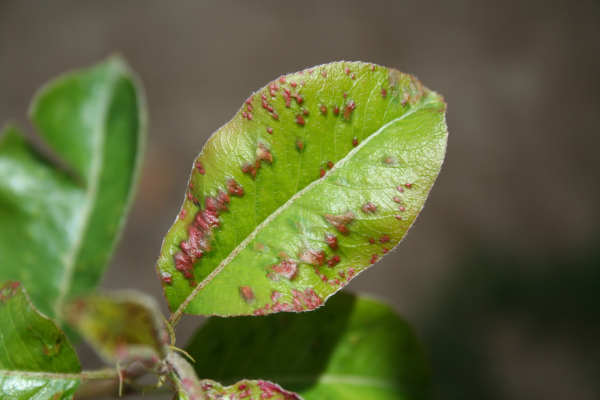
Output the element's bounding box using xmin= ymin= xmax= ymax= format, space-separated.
xmin=0 ymin=56 xmax=146 ymax=318
xmin=167 ymin=352 xmax=301 ymax=400
xmin=64 ymin=291 xmax=169 ymax=366
xmin=0 ymin=281 xmax=81 ymax=399
xmin=158 ymin=61 xmax=447 ymax=319
xmin=186 ymin=292 xmax=429 ymax=400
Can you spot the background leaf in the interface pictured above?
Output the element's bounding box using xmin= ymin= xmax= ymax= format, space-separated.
xmin=186 ymin=292 xmax=430 ymax=400
xmin=167 ymin=352 xmax=300 ymax=400
xmin=64 ymin=291 xmax=169 ymax=366
xmin=0 ymin=281 xmax=81 ymax=399
xmin=0 ymin=56 xmax=145 ymax=318
xmin=158 ymin=61 xmax=447 ymax=318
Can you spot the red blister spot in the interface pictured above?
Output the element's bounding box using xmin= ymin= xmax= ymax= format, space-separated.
xmin=328 ymin=255 xmax=341 ymax=267
xmin=227 ymin=178 xmax=244 ymax=196
xmin=343 ymin=100 xmax=356 ymax=120
xmin=239 ymin=286 xmax=255 ymax=303
xmin=361 ymin=202 xmax=377 ymax=213
xmin=325 ymin=234 xmax=338 ymax=249
xmin=270 ymin=259 xmax=298 ymax=280
xmin=195 ymin=161 xmax=205 ymax=174
xmin=299 ymin=249 xmax=326 ymax=266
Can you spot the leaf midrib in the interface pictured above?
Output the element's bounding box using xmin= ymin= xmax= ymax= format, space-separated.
xmin=52 ymin=72 xmax=119 ymax=317
xmin=170 ymin=96 xmax=435 ymax=323
xmin=0 ymin=368 xmax=116 ymax=381
xmin=0 ymin=369 xmax=81 ymax=380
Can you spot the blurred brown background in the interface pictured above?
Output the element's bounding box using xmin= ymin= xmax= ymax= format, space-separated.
xmin=1 ymin=1 xmax=599 ymax=399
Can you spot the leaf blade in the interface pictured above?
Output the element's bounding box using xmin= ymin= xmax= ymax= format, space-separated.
xmin=0 ymin=56 xmax=145 ymax=318
xmin=185 ymin=292 xmax=429 ymax=400
xmin=64 ymin=291 xmax=169 ymax=366
xmin=0 ymin=281 xmax=81 ymax=399
xmin=167 ymin=352 xmax=301 ymax=400
xmin=158 ymin=62 xmax=447 ymax=318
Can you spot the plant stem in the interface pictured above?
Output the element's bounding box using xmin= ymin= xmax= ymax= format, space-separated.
xmin=74 ymin=366 xmax=168 ymax=399
xmin=79 ymin=368 xmax=120 ymax=381
xmin=74 ymin=368 xmax=120 ymax=399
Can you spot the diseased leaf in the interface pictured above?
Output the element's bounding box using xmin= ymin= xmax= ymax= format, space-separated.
xmin=0 ymin=281 xmax=81 ymax=399
xmin=0 ymin=57 xmax=146 ymax=318
xmin=158 ymin=61 xmax=447 ymax=319
xmin=64 ymin=291 xmax=169 ymax=366
xmin=167 ymin=352 xmax=300 ymax=400
xmin=186 ymin=292 xmax=429 ymax=400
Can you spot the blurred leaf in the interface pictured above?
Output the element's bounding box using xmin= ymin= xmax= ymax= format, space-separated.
xmin=167 ymin=352 xmax=300 ymax=400
xmin=0 ymin=281 xmax=81 ymax=399
xmin=0 ymin=56 xmax=146 ymax=318
xmin=159 ymin=61 xmax=447 ymax=319
xmin=423 ymin=243 xmax=600 ymax=400
xmin=186 ymin=292 xmax=430 ymax=400
xmin=64 ymin=291 xmax=168 ymax=366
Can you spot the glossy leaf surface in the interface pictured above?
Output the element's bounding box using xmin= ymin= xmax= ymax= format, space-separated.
xmin=158 ymin=61 xmax=447 ymax=318
xmin=186 ymin=292 xmax=429 ymax=400
xmin=0 ymin=57 xmax=145 ymax=318
xmin=0 ymin=281 xmax=81 ymax=399
xmin=167 ymin=352 xmax=300 ymax=400
xmin=64 ymin=291 xmax=168 ymax=365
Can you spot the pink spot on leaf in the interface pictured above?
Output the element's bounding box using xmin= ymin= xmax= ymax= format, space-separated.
xmin=325 ymin=233 xmax=338 ymax=249
xmin=271 ymin=291 xmax=282 ymax=302
xmin=160 ymin=272 xmax=172 ymax=285
xmin=269 ymin=259 xmax=298 ymax=280
xmin=227 ymin=178 xmax=244 ymax=196
xmin=324 ymin=212 xmax=355 ymax=235
xmin=362 ymin=202 xmax=377 ymax=213
xmin=343 ymin=100 xmax=356 ymax=120
xmin=256 ymin=143 xmax=273 ymax=163
xmin=328 ymin=255 xmax=341 ymax=267
xmin=239 ymin=286 xmax=255 ymax=303
xmin=299 ymin=249 xmax=326 ymax=266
